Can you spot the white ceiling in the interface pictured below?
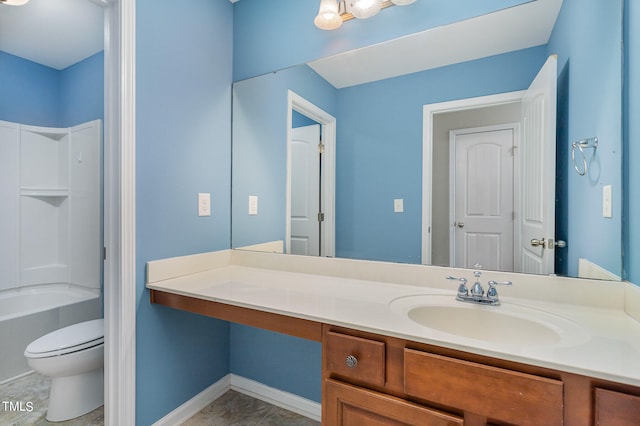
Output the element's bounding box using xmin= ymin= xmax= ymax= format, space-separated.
xmin=308 ymin=0 xmax=563 ymax=88
xmin=0 ymin=0 xmax=104 ymax=70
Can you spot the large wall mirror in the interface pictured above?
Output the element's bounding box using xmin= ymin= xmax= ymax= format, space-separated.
xmin=232 ymin=0 xmax=624 ymax=280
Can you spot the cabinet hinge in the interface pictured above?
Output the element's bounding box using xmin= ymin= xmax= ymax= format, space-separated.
xmin=318 ymin=212 xmax=325 ymax=222
xmin=318 ymin=143 xmax=325 ymax=154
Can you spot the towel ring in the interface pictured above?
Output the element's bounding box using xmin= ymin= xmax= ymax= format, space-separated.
xmin=571 ymin=137 xmax=598 ymax=176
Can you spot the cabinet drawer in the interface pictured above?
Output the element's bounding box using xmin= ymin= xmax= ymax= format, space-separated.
xmin=595 ymin=388 xmax=640 ymax=425
xmin=325 ymin=331 xmax=386 ymax=387
xmin=404 ymin=349 xmax=563 ymax=426
xmin=324 ymin=379 xmax=464 ymax=426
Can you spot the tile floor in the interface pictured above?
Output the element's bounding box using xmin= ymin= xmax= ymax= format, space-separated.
xmin=0 ymin=373 xmax=319 ymax=426
xmin=0 ymin=373 xmax=103 ymax=425
xmin=182 ymin=390 xmax=319 ymax=426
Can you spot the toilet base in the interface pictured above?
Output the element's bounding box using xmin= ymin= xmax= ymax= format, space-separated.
xmin=46 ymin=367 xmax=104 ymax=422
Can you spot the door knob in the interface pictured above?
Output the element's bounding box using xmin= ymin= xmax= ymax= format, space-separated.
xmin=455 ymin=222 xmax=465 ymax=228
xmin=530 ymin=238 xmax=546 ymax=248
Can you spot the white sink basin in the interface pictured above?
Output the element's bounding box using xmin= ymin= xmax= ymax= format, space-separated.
xmin=390 ymin=295 xmax=589 ymax=347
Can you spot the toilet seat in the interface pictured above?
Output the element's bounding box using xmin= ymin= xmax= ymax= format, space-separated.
xmin=25 ymin=319 xmax=104 ymax=359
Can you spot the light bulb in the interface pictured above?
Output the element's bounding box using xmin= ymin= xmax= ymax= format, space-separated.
xmin=391 ymin=0 xmax=416 ymax=5
xmin=0 ymin=0 xmax=30 ymax=5
xmin=314 ymin=0 xmax=342 ymax=30
xmin=349 ymin=0 xmax=382 ymax=19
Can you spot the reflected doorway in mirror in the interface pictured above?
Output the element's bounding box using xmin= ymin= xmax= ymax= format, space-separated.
xmin=286 ymin=91 xmax=336 ymax=257
xmin=423 ymin=55 xmax=557 ymax=275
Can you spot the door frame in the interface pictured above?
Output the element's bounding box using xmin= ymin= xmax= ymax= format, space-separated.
xmin=421 ymin=91 xmax=524 ymax=265
xmin=286 ymin=90 xmax=336 ymax=257
xmin=104 ymin=1 xmax=137 ymax=425
xmin=448 ymin=124 xmax=520 ymax=269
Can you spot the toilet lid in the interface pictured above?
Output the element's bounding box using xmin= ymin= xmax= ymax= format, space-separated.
xmin=25 ymin=318 xmax=104 ymax=358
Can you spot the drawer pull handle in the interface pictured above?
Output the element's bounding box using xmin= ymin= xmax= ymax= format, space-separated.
xmin=345 ymin=355 xmax=358 ymax=368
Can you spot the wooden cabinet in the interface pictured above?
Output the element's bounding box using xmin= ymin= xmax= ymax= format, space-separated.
xmin=325 ymin=379 xmax=463 ymax=426
xmin=322 ymin=325 xmax=640 ymax=426
xmin=594 ymin=388 xmax=640 ymax=426
xmin=404 ymin=349 xmax=563 ymax=426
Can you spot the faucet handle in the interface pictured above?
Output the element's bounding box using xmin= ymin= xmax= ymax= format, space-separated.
xmin=486 ymin=280 xmax=513 ymax=301
xmin=446 ymin=276 xmax=469 ymax=297
xmin=487 ymin=280 xmax=513 ymax=287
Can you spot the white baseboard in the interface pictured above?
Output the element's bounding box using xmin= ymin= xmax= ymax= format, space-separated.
xmin=230 ymin=375 xmax=321 ymax=422
xmin=152 ymin=374 xmax=321 ymax=425
xmin=152 ymin=375 xmax=231 ymax=426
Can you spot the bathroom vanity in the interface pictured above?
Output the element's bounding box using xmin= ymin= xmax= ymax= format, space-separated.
xmin=322 ymin=325 xmax=640 ymax=425
xmin=147 ymin=250 xmax=640 ymax=425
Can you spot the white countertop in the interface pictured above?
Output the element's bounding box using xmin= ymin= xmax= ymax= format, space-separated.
xmin=146 ymin=250 xmax=640 ymax=388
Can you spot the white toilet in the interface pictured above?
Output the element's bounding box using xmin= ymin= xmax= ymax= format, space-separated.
xmin=24 ymin=318 xmax=104 ymax=422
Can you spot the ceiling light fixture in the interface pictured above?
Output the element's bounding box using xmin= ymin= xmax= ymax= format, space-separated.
xmin=347 ymin=0 xmax=382 ymax=19
xmin=314 ymin=0 xmax=343 ymax=30
xmin=0 ymin=0 xmax=30 ymax=5
xmin=315 ymin=0 xmax=417 ymax=30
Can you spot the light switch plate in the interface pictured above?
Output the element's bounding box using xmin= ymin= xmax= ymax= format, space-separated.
xmin=198 ymin=193 xmax=211 ymax=217
xmin=394 ymin=199 xmax=404 ymax=213
xmin=249 ymin=195 xmax=258 ymax=215
xmin=603 ymin=185 xmax=612 ymax=218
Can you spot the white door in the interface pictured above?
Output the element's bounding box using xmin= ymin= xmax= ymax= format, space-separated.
xmin=451 ymin=127 xmax=515 ymax=271
xmin=290 ymin=124 xmax=321 ymax=256
xmin=519 ymin=55 xmax=557 ymax=274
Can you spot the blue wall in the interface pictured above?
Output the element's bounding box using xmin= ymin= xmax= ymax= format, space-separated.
xmin=232 ymin=64 xmax=338 ymax=249
xmin=335 ymin=46 xmax=547 ymax=263
xmin=230 ymin=324 xmax=322 ymax=402
xmin=135 ymin=0 xmax=233 ymax=424
xmin=0 ymin=50 xmax=103 ymax=127
xmin=625 ymin=0 xmax=640 ymax=284
xmin=233 ymin=0 xmax=530 ymax=81
xmin=0 ymin=51 xmax=60 ymax=127
xmin=547 ymin=0 xmax=623 ymax=277
xmin=60 ymin=52 xmax=104 ymax=127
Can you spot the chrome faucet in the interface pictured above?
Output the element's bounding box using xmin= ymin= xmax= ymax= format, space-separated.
xmin=470 ymin=270 xmax=484 ymax=297
xmin=446 ymin=269 xmax=512 ymax=306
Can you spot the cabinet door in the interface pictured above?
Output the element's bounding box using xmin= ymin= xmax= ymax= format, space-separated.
xmin=404 ymin=349 xmax=563 ymax=426
xmin=595 ymin=388 xmax=640 ymax=426
xmin=324 ymin=379 xmax=463 ymax=426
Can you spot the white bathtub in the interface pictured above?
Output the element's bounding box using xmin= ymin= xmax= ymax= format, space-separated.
xmin=0 ymin=284 xmax=101 ymax=384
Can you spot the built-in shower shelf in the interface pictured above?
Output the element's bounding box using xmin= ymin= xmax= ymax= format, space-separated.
xmin=20 ymin=188 xmax=69 ymax=198
xmin=3 ymin=120 xmax=101 ymax=290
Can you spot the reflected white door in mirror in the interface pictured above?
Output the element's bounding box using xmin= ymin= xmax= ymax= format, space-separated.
xmin=450 ymin=126 xmax=516 ymax=272
xmin=291 ymin=124 xmax=322 ymax=256
xmin=286 ymin=91 xmax=336 ymax=257
xmin=423 ymin=55 xmax=558 ymax=275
